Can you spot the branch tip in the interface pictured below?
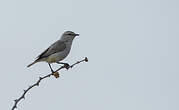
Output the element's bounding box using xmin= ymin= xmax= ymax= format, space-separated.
xmin=85 ymin=57 xmax=88 ymax=62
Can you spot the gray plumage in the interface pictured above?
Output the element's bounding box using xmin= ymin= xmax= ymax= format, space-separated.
xmin=27 ymin=31 xmax=79 ymax=67
xmin=37 ymin=40 xmax=66 ymax=60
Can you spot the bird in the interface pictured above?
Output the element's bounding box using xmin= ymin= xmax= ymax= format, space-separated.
xmin=27 ymin=31 xmax=79 ymax=73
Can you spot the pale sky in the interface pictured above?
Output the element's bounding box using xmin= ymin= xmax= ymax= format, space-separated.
xmin=0 ymin=0 xmax=178 ymax=110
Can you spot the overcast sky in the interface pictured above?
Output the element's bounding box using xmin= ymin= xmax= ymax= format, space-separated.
xmin=0 ymin=0 xmax=178 ymax=110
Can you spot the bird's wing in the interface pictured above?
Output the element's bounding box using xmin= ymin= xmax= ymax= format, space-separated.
xmin=36 ymin=40 xmax=66 ymax=60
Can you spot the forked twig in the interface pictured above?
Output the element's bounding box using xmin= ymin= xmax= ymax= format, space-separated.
xmin=12 ymin=57 xmax=88 ymax=110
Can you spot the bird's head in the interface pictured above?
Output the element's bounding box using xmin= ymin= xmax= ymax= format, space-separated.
xmin=61 ymin=31 xmax=79 ymax=41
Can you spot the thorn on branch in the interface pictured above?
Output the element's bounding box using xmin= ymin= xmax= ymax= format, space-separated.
xmin=36 ymin=83 xmax=39 ymax=86
xmin=22 ymin=96 xmax=25 ymax=99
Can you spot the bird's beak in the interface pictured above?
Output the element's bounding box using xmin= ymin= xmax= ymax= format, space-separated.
xmin=75 ymin=34 xmax=80 ymax=36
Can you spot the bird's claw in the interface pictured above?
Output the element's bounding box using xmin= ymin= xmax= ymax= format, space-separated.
xmin=64 ymin=63 xmax=70 ymax=70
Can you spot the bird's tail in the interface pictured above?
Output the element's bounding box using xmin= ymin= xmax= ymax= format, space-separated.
xmin=27 ymin=60 xmax=38 ymax=67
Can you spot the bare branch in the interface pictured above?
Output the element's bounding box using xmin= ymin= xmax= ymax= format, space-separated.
xmin=12 ymin=57 xmax=88 ymax=110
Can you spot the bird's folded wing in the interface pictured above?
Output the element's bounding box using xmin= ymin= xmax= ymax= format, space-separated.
xmin=36 ymin=40 xmax=66 ymax=60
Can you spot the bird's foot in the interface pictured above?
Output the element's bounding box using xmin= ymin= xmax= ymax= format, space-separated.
xmin=53 ymin=71 xmax=60 ymax=78
xmin=63 ymin=63 xmax=70 ymax=70
xmin=56 ymin=62 xmax=70 ymax=70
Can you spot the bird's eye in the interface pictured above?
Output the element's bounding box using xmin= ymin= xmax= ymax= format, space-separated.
xmin=68 ymin=33 xmax=73 ymax=35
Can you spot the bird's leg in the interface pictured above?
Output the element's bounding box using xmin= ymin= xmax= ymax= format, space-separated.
xmin=48 ymin=63 xmax=60 ymax=78
xmin=48 ymin=63 xmax=55 ymax=73
xmin=56 ymin=62 xmax=70 ymax=69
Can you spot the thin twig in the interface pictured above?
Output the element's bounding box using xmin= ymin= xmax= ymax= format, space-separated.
xmin=12 ymin=57 xmax=88 ymax=110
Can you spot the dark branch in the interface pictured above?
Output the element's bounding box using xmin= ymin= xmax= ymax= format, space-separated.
xmin=12 ymin=57 xmax=88 ymax=110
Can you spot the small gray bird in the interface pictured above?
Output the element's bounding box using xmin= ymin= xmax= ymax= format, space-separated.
xmin=27 ymin=31 xmax=79 ymax=72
